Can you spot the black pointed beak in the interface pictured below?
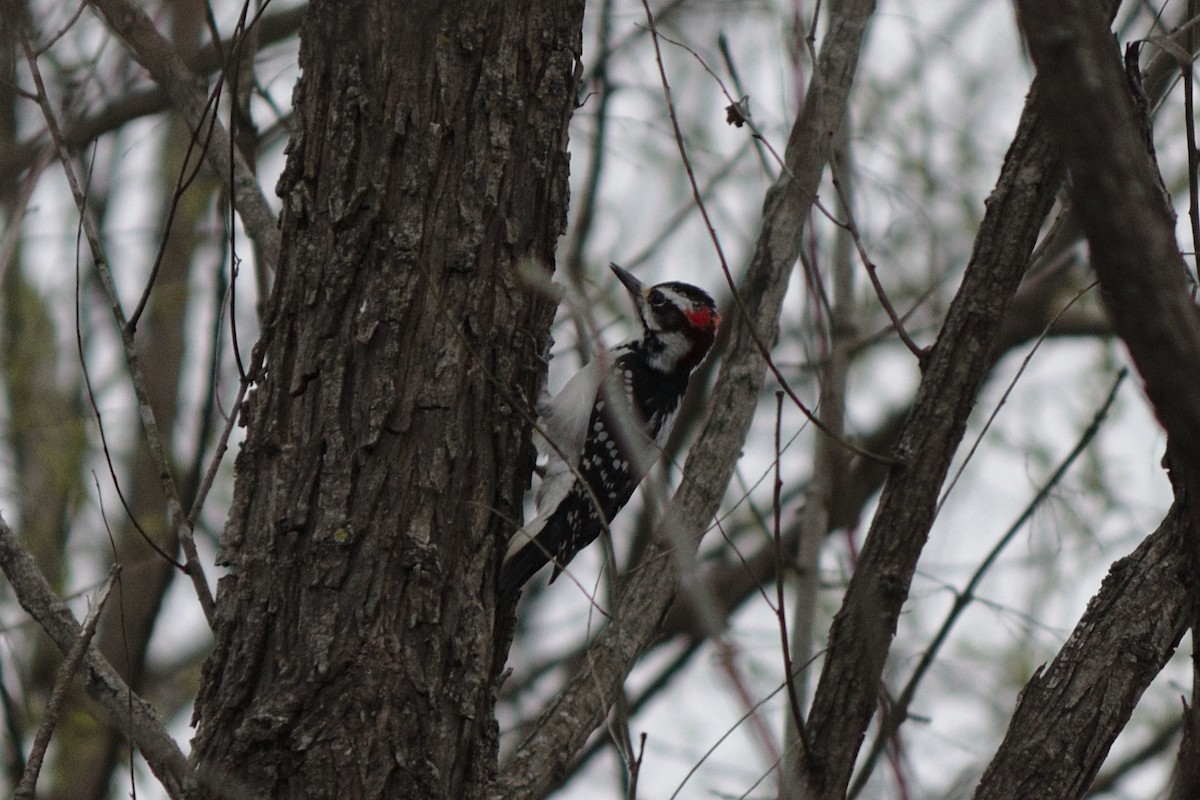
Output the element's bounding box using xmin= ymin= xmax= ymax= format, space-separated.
xmin=610 ymin=263 xmax=650 ymax=330
xmin=609 ymin=263 xmax=643 ymax=300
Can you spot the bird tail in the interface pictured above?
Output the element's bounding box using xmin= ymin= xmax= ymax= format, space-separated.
xmin=498 ymin=538 xmax=550 ymax=595
xmin=499 ymin=513 xmax=553 ymax=595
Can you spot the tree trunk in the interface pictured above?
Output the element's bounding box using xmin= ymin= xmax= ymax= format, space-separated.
xmin=191 ymin=2 xmax=584 ymax=797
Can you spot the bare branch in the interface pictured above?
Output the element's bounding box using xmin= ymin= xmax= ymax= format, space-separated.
xmin=974 ymin=500 xmax=1194 ymax=798
xmin=1017 ymin=0 xmax=1200 ymax=469
xmin=850 ymin=370 xmax=1126 ymax=798
xmin=15 ymin=566 xmax=118 ymax=800
xmin=16 ymin=23 xmax=217 ymax=623
xmin=86 ymin=0 xmax=282 ymax=271
xmin=818 ymin=178 xmax=927 ymax=362
xmin=0 ymin=517 xmax=192 ymax=798
xmin=0 ymin=5 xmax=305 ymax=185
xmin=799 ymin=54 xmax=1072 ymax=800
xmin=495 ymin=1 xmax=878 ymax=795
xmin=641 ymin=4 xmax=892 ymax=467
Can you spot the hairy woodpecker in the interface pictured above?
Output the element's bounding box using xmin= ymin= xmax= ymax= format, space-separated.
xmin=499 ymin=263 xmax=720 ymax=594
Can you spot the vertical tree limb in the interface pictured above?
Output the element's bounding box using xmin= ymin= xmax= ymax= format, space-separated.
xmin=190 ymin=2 xmax=585 ymax=797
xmin=797 ymin=51 xmax=1072 ymax=800
xmin=1015 ymin=0 xmax=1200 ymax=466
xmin=497 ymin=1 xmax=878 ymax=796
xmin=967 ymin=2 xmax=1200 ymax=795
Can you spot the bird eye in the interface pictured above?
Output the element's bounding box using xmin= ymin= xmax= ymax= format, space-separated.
xmin=649 ymin=290 xmax=666 ymax=308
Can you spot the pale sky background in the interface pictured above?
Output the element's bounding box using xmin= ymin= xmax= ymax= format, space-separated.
xmin=5 ymin=1 xmax=1190 ymax=798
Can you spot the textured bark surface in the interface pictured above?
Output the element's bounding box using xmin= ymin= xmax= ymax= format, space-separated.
xmin=797 ymin=2 xmax=1126 ymax=794
xmin=797 ymin=81 xmax=1062 ymax=800
xmin=1016 ymin=0 xmax=1200 ymax=473
xmin=190 ymin=2 xmax=584 ymax=797
xmin=1016 ymin=0 xmax=1200 ymax=471
xmin=973 ymin=502 xmax=1194 ymax=800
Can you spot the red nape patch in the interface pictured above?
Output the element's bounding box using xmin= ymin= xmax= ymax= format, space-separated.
xmin=686 ymin=308 xmax=720 ymax=329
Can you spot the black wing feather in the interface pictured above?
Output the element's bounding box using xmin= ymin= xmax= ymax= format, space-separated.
xmin=499 ymin=348 xmax=689 ymax=593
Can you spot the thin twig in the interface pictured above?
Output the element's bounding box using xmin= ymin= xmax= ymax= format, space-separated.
xmin=35 ymin=0 xmax=90 ymax=55
xmin=622 ymin=144 xmax=752 ymax=271
xmin=935 ymin=279 xmax=1100 ymax=516
xmin=716 ymin=33 xmax=775 ymax=176
xmin=187 ymin=376 xmax=250 ymax=527
xmin=86 ymin=0 xmax=281 ymax=271
xmin=773 ymin=392 xmax=810 ymax=760
xmin=89 ymin=471 xmax=139 ymax=800
xmin=847 ymin=369 xmax=1126 ymax=798
xmin=225 ymin=0 xmax=264 ymax=383
xmin=187 ymin=203 xmax=280 ymax=532
xmin=648 ymin=27 xmax=789 ymax=175
xmin=608 ymin=687 xmax=634 ymax=780
xmin=0 ymin=5 xmax=306 ymax=186
xmin=0 ymin=516 xmax=192 ymax=797
xmin=75 ymin=228 xmax=179 ymax=569
xmin=669 ymin=650 xmax=826 ymax=800
xmin=127 ymin=71 xmax=221 ymax=332
xmin=557 ymin=641 xmax=702 ymax=784
xmin=821 ymin=174 xmax=927 ymax=362
xmin=800 ymin=0 xmax=823 ymax=68
xmin=15 ymin=566 xmax=119 ymax=800
xmin=16 ymin=20 xmax=216 ymax=623
xmin=627 ymin=732 xmax=647 ymax=800
xmin=715 ymin=637 xmax=782 ymax=765
xmin=563 ymin=0 xmax=615 ymax=287
xmin=1185 ymin=14 xmax=1200 ymax=287
xmin=639 ymin=0 xmax=893 ymax=466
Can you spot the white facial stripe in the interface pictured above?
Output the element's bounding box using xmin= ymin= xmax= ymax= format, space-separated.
xmin=645 ymin=286 xmax=710 ymax=338
xmin=656 ymin=287 xmax=693 ymax=311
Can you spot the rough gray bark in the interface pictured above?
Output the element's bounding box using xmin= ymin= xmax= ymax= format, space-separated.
xmin=190 ymin=2 xmax=584 ymax=798
xmin=968 ymin=1 xmax=1200 ymax=795
xmin=796 ymin=80 xmax=1063 ymax=800
xmin=973 ymin=501 xmax=1194 ymax=799
xmin=1015 ymin=0 xmax=1200 ymax=469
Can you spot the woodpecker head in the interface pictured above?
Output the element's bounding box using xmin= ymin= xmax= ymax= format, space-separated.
xmin=610 ymin=263 xmax=720 ymax=374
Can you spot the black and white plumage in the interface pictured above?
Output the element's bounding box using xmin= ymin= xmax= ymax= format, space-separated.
xmin=499 ymin=264 xmax=720 ymax=595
